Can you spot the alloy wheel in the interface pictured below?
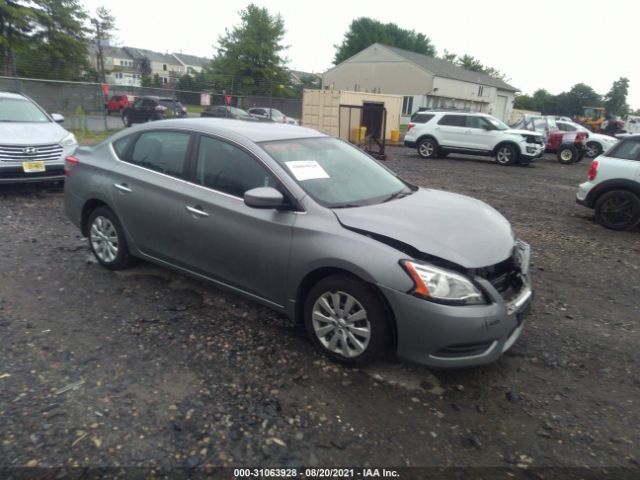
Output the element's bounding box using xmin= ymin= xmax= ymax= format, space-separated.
xmin=311 ymin=291 xmax=371 ymax=358
xmin=419 ymin=141 xmax=435 ymax=157
xmin=600 ymin=195 xmax=634 ymax=227
xmin=496 ymin=147 xmax=513 ymax=164
xmin=586 ymin=142 xmax=601 ymax=158
xmin=90 ymin=216 xmax=119 ymax=263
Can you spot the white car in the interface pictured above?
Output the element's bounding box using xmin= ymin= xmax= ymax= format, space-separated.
xmin=0 ymin=91 xmax=77 ymax=183
xmin=576 ymin=134 xmax=640 ymax=230
xmin=404 ymin=111 xmax=545 ymax=166
xmin=247 ymin=107 xmax=299 ymax=125
xmin=556 ymin=120 xmax=618 ymax=158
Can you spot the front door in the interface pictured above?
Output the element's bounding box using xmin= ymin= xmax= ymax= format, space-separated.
xmin=179 ymin=135 xmax=296 ymax=306
xmin=110 ymin=130 xmax=193 ymax=263
xmin=464 ymin=115 xmax=498 ymax=151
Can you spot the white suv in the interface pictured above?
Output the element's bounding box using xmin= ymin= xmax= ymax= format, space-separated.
xmin=576 ymin=134 xmax=640 ymax=230
xmin=404 ymin=111 xmax=545 ymax=166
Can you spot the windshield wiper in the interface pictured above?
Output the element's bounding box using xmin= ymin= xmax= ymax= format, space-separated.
xmin=382 ymin=189 xmax=412 ymax=203
xmin=332 ymin=203 xmax=363 ymax=209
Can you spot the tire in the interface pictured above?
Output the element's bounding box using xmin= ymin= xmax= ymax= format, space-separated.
xmin=438 ymin=150 xmax=449 ymax=158
xmin=586 ymin=141 xmax=602 ymax=159
xmin=304 ymin=274 xmax=391 ymax=365
xmin=557 ymin=145 xmax=578 ymax=164
xmin=495 ymin=144 xmax=517 ymax=166
xmin=594 ymin=190 xmax=640 ymax=231
xmin=122 ymin=113 xmax=132 ymax=127
xmin=417 ymin=138 xmax=438 ymax=159
xmin=87 ymin=207 xmax=133 ymax=270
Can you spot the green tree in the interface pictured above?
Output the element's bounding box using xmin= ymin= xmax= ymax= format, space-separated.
xmin=91 ymin=6 xmax=116 ymax=83
xmin=0 ymin=0 xmax=36 ymax=75
xmin=438 ymin=51 xmax=505 ymax=80
xmin=26 ymin=0 xmax=90 ymax=80
xmin=333 ymin=17 xmax=436 ymax=65
xmin=210 ymin=4 xmax=289 ymax=96
xmin=604 ymin=77 xmax=630 ymax=116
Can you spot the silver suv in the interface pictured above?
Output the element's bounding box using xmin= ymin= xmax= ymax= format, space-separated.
xmin=576 ymin=134 xmax=640 ymax=230
xmin=404 ymin=111 xmax=545 ymax=166
xmin=0 ymin=91 xmax=77 ymax=183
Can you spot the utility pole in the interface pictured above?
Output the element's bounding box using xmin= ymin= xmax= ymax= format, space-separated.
xmin=91 ymin=18 xmax=108 ymax=131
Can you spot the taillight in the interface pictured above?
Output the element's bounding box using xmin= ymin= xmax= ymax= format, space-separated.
xmin=407 ymin=123 xmax=416 ymax=131
xmin=588 ymin=159 xmax=598 ymax=181
xmin=64 ymin=156 xmax=79 ymax=176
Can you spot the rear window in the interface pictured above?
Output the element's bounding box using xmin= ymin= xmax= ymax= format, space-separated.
xmin=607 ymin=139 xmax=640 ymax=161
xmin=111 ymin=96 xmax=122 ymax=101
xmin=412 ymin=113 xmax=434 ymax=124
xmin=438 ymin=115 xmax=465 ymax=127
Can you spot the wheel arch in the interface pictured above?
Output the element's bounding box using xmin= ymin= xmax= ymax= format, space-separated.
xmin=294 ymin=266 xmax=398 ymax=350
xmin=80 ymin=199 xmax=109 ymax=236
xmin=416 ymin=134 xmax=439 ymax=146
xmin=585 ymin=179 xmax=640 ymax=208
xmin=492 ymin=141 xmax=521 ymax=156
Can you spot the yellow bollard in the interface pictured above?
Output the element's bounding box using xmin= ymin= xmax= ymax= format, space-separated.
xmin=353 ymin=127 xmax=361 ymax=143
xmin=360 ymin=126 xmax=367 ymax=142
xmin=391 ymin=130 xmax=400 ymax=143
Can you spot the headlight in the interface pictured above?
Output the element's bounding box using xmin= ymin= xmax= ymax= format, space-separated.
xmin=60 ymin=133 xmax=77 ymax=147
xmin=401 ymin=260 xmax=485 ymax=305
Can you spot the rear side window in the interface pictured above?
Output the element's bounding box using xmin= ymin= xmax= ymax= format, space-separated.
xmin=412 ymin=113 xmax=434 ymax=124
xmin=195 ymin=136 xmax=277 ymax=197
xmin=608 ymin=140 xmax=640 ymax=161
xmin=438 ymin=115 xmax=465 ymax=127
xmin=112 ymin=135 xmax=134 ymax=159
xmin=128 ymin=131 xmax=191 ymax=177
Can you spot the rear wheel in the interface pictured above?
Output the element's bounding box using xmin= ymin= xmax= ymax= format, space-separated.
xmin=594 ymin=190 xmax=640 ymax=230
xmin=417 ymin=138 xmax=438 ymax=159
xmin=495 ymin=144 xmax=517 ymax=165
xmin=557 ymin=145 xmax=578 ymax=164
xmin=122 ymin=113 xmax=131 ymax=127
xmin=87 ymin=207 xmax=133 ymax=269
xmin=304 ymin=275 xmax=390 ymax=365
xmin=586 ymin=141 xmax=602 ymax=158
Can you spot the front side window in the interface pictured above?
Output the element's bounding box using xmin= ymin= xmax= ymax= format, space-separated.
xmin=0 ymin=98 xmax=49 ymax=122
xmin=484 ymin=116 xmax=509 ymax=131
xmin=466 ymin=116 xmax=491 ymax=129
xmin=195 ymin=136 xmax=277 ymax=197
xmin=261 ymin=137 xmax=411 ymax=208
xmin=438 ymin=115 xmax=465 ymax=127
xmin=128 ymin=131 xmax=190 ymax=177
xmin=608 ymin=140 xmax=640 ymax=161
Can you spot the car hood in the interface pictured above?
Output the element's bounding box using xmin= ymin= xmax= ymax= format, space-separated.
xmin=506 ymin=128 xmax=543 ymax=137
xmin=0 ymin=121 xmax=69 ymax=145
xmin=333 ymin=188 xmax=514 ymax=269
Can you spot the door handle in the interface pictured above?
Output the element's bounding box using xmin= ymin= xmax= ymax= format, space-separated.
xmin=186 ymin=205 xmax=209 ymax=217
xmin=114 ymin=183 xmax=132 ymax=193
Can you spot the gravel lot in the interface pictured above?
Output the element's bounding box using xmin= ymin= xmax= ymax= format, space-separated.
xmin=1 ymin=148 xmax=639 ymax=474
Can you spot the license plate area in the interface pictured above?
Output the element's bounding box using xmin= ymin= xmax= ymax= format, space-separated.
xmin=22 ymin=161 xmax=45 ymax=173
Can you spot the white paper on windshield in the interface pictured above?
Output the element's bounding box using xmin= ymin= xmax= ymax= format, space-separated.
xmin=285 ymin=160 xmax=330 ymax=181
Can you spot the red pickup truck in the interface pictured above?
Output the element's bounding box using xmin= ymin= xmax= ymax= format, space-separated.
xmin=105 ymin=95 xmax=136 ymax=115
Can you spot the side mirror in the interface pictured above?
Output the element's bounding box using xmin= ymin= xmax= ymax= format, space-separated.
xmin=244 ymin=187 xmax=286 ymax=209
xmin=51 ymin=113 xmax=65 ymax=123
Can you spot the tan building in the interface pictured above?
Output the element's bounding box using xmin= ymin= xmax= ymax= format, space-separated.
xmin=323 ymin=43 xmax=518 ymax=123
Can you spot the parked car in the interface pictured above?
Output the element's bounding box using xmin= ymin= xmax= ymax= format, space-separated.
xmin=64 ymin=118 xmax=532 ymax=368
xmin=556 ymin=120 xmax=618 ymax=158
xmin=0 ymin=90 xmax=77 ymax=184
xmin=201 ymin=105 xmax=257 ymax=121
xmin=121 ymin=96 xmax=171 ymax=127
xmin=158 ymin=98 xmax=187 ymax=118
xmin=576 ymin=134 xmax=640 ymax=230
xmin=511 ymin=115 xmax=588 ymax=164
xmin=247 ymin=107 xmax=299 ymax=125
xmin=404 ymin=111 xmax=545 ymax=165
xmin=105 ymin=94 xmax=136 ymax=115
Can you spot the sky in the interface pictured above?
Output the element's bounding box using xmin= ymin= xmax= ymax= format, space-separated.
xmin=81 ymin=0 xmax=640 ymax=109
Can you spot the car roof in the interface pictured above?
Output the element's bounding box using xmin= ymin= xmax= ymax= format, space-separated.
xmin=417 ymin=110 xmax=490 ymax=116
xmin=0 ymin=91 xmax=29 ymax=101
xmin=119 ymin=118 xmax=326 ymax=143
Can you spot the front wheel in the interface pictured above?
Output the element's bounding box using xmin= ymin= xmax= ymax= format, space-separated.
xmin=304 ymin=275 xmax=390 ymax=365
xmin=417 ymin=138 xmax=438 ymax=159
xmin=585 ymin=142 xmax=602 ymax=158
xmin=594 ymin=190 xmax=640 ymax=231
xmin=87 ymin=207 xmax=133 ymax=269
xmin=557 ymin=145 xmax=578 ymax=164
xmin=122 ymin=113 xmax=132 ymax=127
xmin=495 ymin=144 xmax=517 ymax=165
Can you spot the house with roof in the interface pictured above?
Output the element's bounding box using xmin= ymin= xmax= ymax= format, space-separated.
xmin=322 ymin=43 xmax=518 ymax=123
xmin=88 ymin=45 xmax=142 ymax=86
xmin=172 ymin=53 xmax=209 ymax=75
xmin=123 ymin=47 xmax=185 ymax=85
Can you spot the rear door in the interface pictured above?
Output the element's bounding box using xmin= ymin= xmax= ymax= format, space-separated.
xmin=436 ymin=114 xmax=468 ymax=148
xmin=110 ymin=130 xmax=194 ymax=264
xmin=179 ymin=135 xmax=296 ymax=306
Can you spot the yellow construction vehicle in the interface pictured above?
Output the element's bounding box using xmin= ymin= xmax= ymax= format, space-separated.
xmin=575 ymin=106 xmax=607 ymax=132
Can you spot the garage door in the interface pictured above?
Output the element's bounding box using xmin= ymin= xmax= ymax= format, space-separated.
xmin=495 ymin=95 xmax=508 ymax=121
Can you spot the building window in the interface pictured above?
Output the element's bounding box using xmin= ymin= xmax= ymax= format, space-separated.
xmin=478 ymin=86 xmax=485 ymax=97
xmin=162 ymin=77 xmax=168 ymax=84
xmin=115 ymin=73 xmax=123 ymax=79
xmin=163 ymin=64 xmax=167 ymax=71
xmin=402 ymin=96 xmax=414 ymax=116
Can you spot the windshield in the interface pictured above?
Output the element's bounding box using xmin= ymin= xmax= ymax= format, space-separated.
xmin=261 ymin=137 xmax=412 ymax=208
xmin=229 ymin=107 xmax=250 ymax=116
xmin=0 ymin=98 xmax=50 ymax=122
xmin=485 ymin=116 xmax=509 ymax=130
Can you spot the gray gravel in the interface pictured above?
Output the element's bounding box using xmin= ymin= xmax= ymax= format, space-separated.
xmin=0 ymin=148 xmax=639 ymax=471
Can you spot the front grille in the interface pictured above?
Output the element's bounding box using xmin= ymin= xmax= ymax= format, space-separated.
xmin=0 ymin=144 xmax=63 ymax=163
xmin=434 ymin=340 xmax=495 ymax=358
xmin=474 ymin=255 xmax=523 ymax=303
